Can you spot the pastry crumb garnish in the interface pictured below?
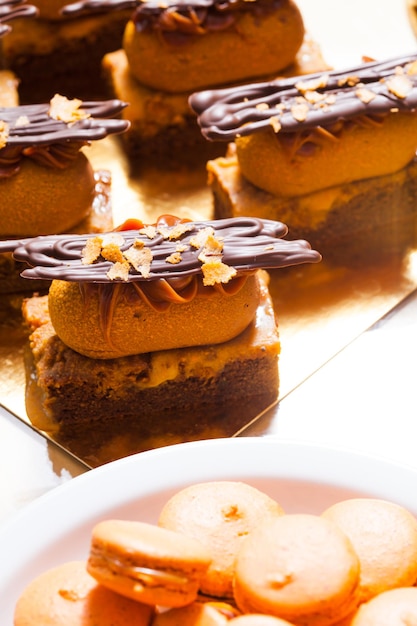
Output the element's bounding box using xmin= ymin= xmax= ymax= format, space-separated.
xmin=338 ymin=75 xmax=360 ymax=87
xmin=291 ymin=101 xmax=309 ymax=122
xmin=81 ymin=236 xmax=103 ymax=265
xmin=386 ymin=74 xmax=413 ymax=98
xmin=139 ymin=225 xmax=157 ymax=239
xmin=124 ymin=245 xmax=153 ymax=277
xmin=15 ymin=115 xmax=29 ymax=127
xmin=296 ymin=75 xmax=328 ymax=94
xmin=201 ymin=258 xmax=237 ymax=286
xmin=0 ymin=121 xmax=9 ymax=149
xmin=166 ymin=252 xmax=182 ymax=264
xmin=256 ymin=102 xmax=269 ymax=110
xmin=107 ymin=260 xmax=130 ymax=281
xmin=356 ymin=87 xmax=376 ymax=103
xmin=407 ymin=60 xmax=417 ymax=75
xmin=158 ymin=222 xmax=193 ymax=240
xmin=269 ymin=116 xmax=281 ymax=133
xmin=190 ymin=226 xmax=215 ymax=249
xmin=48 ymin=93 xmax=89 ymax=123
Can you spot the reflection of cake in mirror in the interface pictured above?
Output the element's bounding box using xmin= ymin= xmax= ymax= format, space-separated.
xmin=0 ymin=95 xmax=129 ymax=294
xmin=1 ymin=0 xmax=132 ymax=103
xmin=190 ymin=54 xmax=417 ymax=266
xmin=10 ymin=216 xmax=320 ymax=459
xmin=99 ymin=0 xmax=329 ymax=166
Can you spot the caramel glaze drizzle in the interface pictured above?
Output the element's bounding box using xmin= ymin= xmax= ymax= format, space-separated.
xmin=0 ymin=0 xmax=38 ymax=37
xmin=61 ymin=0 xmax=285 ymax=38
xmin=189 ymin=53 xmax=417 ymax=143
xmin=0 ymin=100 xmax=129 ymax=177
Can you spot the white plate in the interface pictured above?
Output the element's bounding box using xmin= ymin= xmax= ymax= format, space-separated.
xmin=2 ymin=437 xmax=417 ymax=624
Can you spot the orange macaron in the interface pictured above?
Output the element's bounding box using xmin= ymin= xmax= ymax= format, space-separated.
xmin=349 ymin=586 xmax=417 ymax=625
xmin=13 ymin=560 xmax=154 ymax=626
xmin=321 ymin=498 xmax=417 ymax=603
xmin=233 ymin=513 xmax=361 ymax=626
xmin=87 ymin=519 xmax=212 ymax=607
xmin=157 ymin=481 xmax=285 ymax=599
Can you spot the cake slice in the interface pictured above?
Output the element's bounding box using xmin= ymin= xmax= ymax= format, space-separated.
xmin=190 ymin=53 xmax=417 ymax=266
xmin=10 ymin=216 xmax=321 ymax=460
xmin=0 ymin=94 xmax=129 ymax=293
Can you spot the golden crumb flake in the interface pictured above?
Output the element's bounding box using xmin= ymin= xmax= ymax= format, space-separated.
xmin=269 ymin=116 xmax=281 ymax=133
xmin=198 ymin=233 xmax=224 ymax=264
xmin=166 ymin=252 xmax=182 ymax=264
xmin=386 ymin=74 xmax=413 ymax=98
xmin=81 ymin=236 xmax=103 ymax=265
xmin=102 ymin=232 xmax=125 ymax=248
xmin=15 ymin=115 xmax=29 ymax=127
xmin=291 ymin=101 xmax=309 ymax=122
xmin=107 ymin=260 xmax=130 ymax=281
xmin=190 ymin=226 xmax=215 ymax=249
xmin=407 ymin=60 xmax=417 ymax=75
xmin=133 ymin=238 xmax=145 ymax=249
xmin=176 ymin=243 xmax=187 ymax=252
xmin=167 ymin=222 xmax=194 ymax=240
xmin=201 ymin=258 xmax=237 ymax=286
xmin=0 ymin=120 xmax=9 ymax=149
xmin=124 ymin=245 xmax=153 ymax=277
xmin=338 ymin=75 xmax=360 ymax=87
xmin=139 ymin=225 xmax=157 ymax=239
xmin=101 ymin=243 xmax=124 ymax=263
xmin=256 ymin=102 xmax=270 ymax=111
xmin=48 ymin=93 xmax=89 ymax=123
xmin=304 ymin=90 xmax=326 ymax=105
xmin=296 ymin=75 xmax=328 ymax=94
xmin=356 ymin=87 xmax=376 ymax=104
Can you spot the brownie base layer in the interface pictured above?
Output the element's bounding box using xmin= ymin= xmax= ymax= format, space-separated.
xmin=22 ymin=280 xmax=279 ymax=464
xmin=208 ymin=153 xmax=417 ymax=267
xmin=4 ymin=13 xmax=131 ymax=103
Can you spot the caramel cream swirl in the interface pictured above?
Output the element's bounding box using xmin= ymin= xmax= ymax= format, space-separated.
xmin=189 ymin=53 xmax=417 ymax=141
xmin=1 ymin=217 xmax=321 ymax=284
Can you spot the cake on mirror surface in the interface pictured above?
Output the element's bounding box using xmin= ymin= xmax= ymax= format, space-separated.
xmin=101 ymin=0 xmax=329 ymax=167
xmin=4 ymin=216 xmax=321 ymax=459
xmin=0 ymin=94 xmax=129 ymax=294
xmin=190 ymin=53 xmax=417 ymax=266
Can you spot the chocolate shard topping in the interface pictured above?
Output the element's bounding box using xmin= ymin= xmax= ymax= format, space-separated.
xmin=189 ymin=53 xmax=417 ymax=141
xmin=0 ymin=0 xmax=38 ymax=36
xmin=0 ymin=98 xmax=130 ymax=148
xmin=1 ymin=217 xmax=321 ymax=283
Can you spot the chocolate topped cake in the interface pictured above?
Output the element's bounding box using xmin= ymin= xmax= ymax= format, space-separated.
xmin=11 ymin=216 xmax=320 ymax=457
xmin=190 ymin=54 xmax=417 ymax=265
xmin=101 ymin=0 xmax=329 ymax=166
xmin=0 ymin=94 xmax=129 ymax=292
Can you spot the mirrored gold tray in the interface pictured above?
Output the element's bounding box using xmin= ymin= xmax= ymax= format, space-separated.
xmin=1 ymin=136 xmax=417 ymax=467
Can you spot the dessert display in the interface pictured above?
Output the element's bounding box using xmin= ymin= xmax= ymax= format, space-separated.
xmin=189 ymin=53 xmax=417 ymax=266
xmin=1 ymin=0 xmax=133 ymax=103
xmin=13 ymin=481 xmax=417 ymax=625
xmin=101 ymin=0 xmax=330 ymax=166
xmin=0 ymin=94 xmax=129 ymax=294
xmin=3 ymin=216 xmax=320 ymax=446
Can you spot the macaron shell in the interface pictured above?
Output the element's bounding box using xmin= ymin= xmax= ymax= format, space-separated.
xmin=158 ymin=481 xmax=285 ymax=598
xmin=233 ymin=514 xmax=360 ymax=626
xmin=87 ymin=520 xmax=212 ymax=607
xmin=13 ymin=560 xmax=154 ymax=626
xmin=321 ymin=498 xmax=417 ymax=602
xmin=350 ymin=587 xmax=417 ymax=625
